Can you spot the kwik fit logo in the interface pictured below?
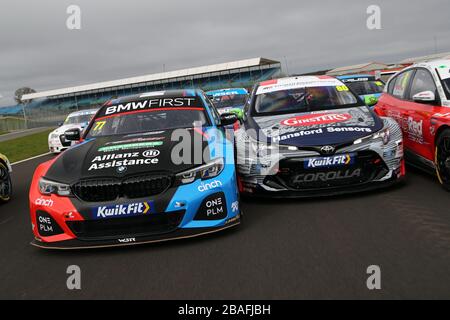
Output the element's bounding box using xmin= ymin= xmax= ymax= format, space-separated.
xmin=305 ymin=154 xmax=354 ymax=169
xmin=93 ymin=202 xmax=154 ymax=219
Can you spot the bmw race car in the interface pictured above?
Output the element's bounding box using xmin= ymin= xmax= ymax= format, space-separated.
xmin=29 ymin=90 xmax=241 ymax=249
xmin=48 ymin=109 xmax=99 ymax=153
xmin=206 ymin=88 xmax=248 ymax=118
xmin=235 ymin=76 xmax=404 ymax=197
xmin=0 ymin=153 xmax=12 ymax=203
xmin=375 ymin=59 xmax=450 ymax=191
xmin=337 ymin=75 xmax=384 ymax=107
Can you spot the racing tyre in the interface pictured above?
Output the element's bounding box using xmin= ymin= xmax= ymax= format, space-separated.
xmin=0 ymin=162 xmax=12 ymax=203
xmin=436 ymin=129 xmax=450 ymax=191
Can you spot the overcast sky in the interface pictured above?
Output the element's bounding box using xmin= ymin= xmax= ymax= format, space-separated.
xmin=1 ymin=0 xmax=449 ymax=106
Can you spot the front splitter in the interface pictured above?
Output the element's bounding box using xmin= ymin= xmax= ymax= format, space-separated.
xmin=31 ymin=218 xmax=241 ymax=250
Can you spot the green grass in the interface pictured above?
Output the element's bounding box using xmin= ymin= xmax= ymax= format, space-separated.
xmin=0 ymin=130 xmax=9 ymax=136
xmin=0 ymin=129 xmax=53 ymax=163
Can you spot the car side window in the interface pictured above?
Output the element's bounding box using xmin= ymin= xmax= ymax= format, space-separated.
xmin=409 ymin=69 xmax=438 ymax=99
xmin=392 ymin=70 xmax=414 ymax=99
xmin=387 ymin=76 xmax=396 ymax=94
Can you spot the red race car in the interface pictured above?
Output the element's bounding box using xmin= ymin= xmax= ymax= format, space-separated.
xmin=375 ymin=59 xmax=450 ymax=191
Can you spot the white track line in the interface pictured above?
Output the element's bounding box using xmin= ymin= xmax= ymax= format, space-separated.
xmin=11 ymin=152 xmax=52 ymax=166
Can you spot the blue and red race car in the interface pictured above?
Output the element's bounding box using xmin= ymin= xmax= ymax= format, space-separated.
xmin=29 ymin=90 xmax=242 ymax=249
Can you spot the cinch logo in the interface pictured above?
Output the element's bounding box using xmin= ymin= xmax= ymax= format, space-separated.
xmin=198 ymin=180 xmax=223 ymax=192
xmin=281 ymin=113 xmax=352 ymax=127
xmin=94 ymin=202 xmax=153 ymax=219
xmin=35 ymin=197 xmax=54 ymax=207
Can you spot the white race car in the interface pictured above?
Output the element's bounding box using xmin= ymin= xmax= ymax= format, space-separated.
xmin=48 ymin=109 xmax=98 ymax=153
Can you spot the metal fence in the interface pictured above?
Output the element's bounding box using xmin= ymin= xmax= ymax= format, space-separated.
xmin=0 ymin=116 xmax=27 ymax=132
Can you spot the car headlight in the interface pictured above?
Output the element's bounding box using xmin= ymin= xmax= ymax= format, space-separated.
xmin=354 ymin=127 xmax=390 ymax=145
xmin=248 ymin=138 xmax=298 ymax=157
xmin=373 ymin=127 xmax=390 ymax=145
xmin=38 ymin=178 xmax=71 ymax=196
xmin=176 ymin=158 xmax=224 ymax=184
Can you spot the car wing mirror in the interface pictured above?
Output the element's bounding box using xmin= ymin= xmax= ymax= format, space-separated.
xmin=412 ymin=91 xmax=436 ymax=103
xmin=220 ymin=113 xmax=239 ymax=126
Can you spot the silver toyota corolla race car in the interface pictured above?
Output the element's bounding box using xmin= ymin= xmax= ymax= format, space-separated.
xmin=235 ymin=76 xmax=405 ymax=197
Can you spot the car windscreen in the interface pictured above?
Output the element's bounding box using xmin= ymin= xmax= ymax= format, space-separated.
xmin=254 ymin=86 xmax=359 ymax=115
xmin=64 ymin=114 xmax=94 ymax=125
xmin=211 ymin=94 xmax=248 ymax=110
xmin=346 ymin=80 xmax=384 ymax=95
xmin=86 ymin=109 xmax=209 ymax=138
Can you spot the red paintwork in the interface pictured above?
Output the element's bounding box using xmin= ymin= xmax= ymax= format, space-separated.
xmin=29 ymin=158 xmax=83 ymax=243
xmin=375 ymin=93 xmax=450 ymax=163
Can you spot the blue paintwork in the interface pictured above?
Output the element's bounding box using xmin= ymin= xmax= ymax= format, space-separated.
xmin=206 ymin=88 xmax=248 ymax=97
xmin=170 ymin=91 xmax=240 ymax=228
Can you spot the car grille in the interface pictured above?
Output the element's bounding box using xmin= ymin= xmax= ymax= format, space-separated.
xmin=66 ymin=211 xmax=185 ymax=241
xmin=72 ymin=174 xmax=172 ymax=202
xmin=266 ymin=151 xmax=389 ymax=190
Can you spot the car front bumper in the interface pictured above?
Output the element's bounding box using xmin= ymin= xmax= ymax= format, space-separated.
xmin=237 ymin=127 xmax=404 ymax=198
xmin=31 ymin=216 xmax=241 ymax=250
xmin=29 ymin=165 xmax=241 ymax=249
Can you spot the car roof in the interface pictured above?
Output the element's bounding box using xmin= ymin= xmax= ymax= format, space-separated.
xmin=256 ymin=76 xmax=344 ymax=94
xmin=401 ymin=59 xmax=450 ymax=81
xmin=336 ymin=74 xmax=374 ymax=80
xmin=413 ymin=59 xmax=450 ymax=70
xmin=67 ymin=108 xmax=99 ymax=117
xmin=206 ymin=88 xmax=248 ymax=95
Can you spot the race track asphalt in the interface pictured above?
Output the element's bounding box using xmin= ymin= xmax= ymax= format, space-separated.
xmin=0 ymin=154 xmax=449 ymax=299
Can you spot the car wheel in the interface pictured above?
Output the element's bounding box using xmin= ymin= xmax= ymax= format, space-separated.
xmin=0 ymin=162 xmax=12 ymax=203
xmin=435 ymin=129 xmax=450 ymax=191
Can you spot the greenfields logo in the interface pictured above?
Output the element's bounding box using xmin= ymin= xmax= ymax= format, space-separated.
xmin=99 ymin=141 xmax=163 ymax=152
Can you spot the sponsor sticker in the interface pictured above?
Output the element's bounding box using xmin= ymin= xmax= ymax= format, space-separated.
xmin=336 ymin=85 xmax=349 ymax=92
xmin=342 ymin=78 xmax=370 ymax=83
xmin=98 ymin=141 xmax=163 ymax=152
xmin=195 ymin=192 xmax=227 ymax=220
xmin=92 ymin=201 xmax=154 ymax=219
xmin=407 ymin=117 xmax=424 ymax=144
xmin=104 ymin=97 xmax=198 ymax=116
xmin=142 ymin=149 xmax=160 ymax=158
xmin=231 ymin=201 xmax=239 ymax=213
xmin=35 ymin=197 xmax=54 ymax=207
xmin=304 ymin=153 xmax=355 ymax=169
xmin=256 ymin=77 xmax=343 ymax=95
xmin=272 ymin=126 xmax=373 ymax=143
xmin=292 ymin=168 xmax=362 ymax=184
xmin=281 ymin=113 xmax=352 ymax=127
xmin=198 ymin=180 xmax=223 ymax=192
